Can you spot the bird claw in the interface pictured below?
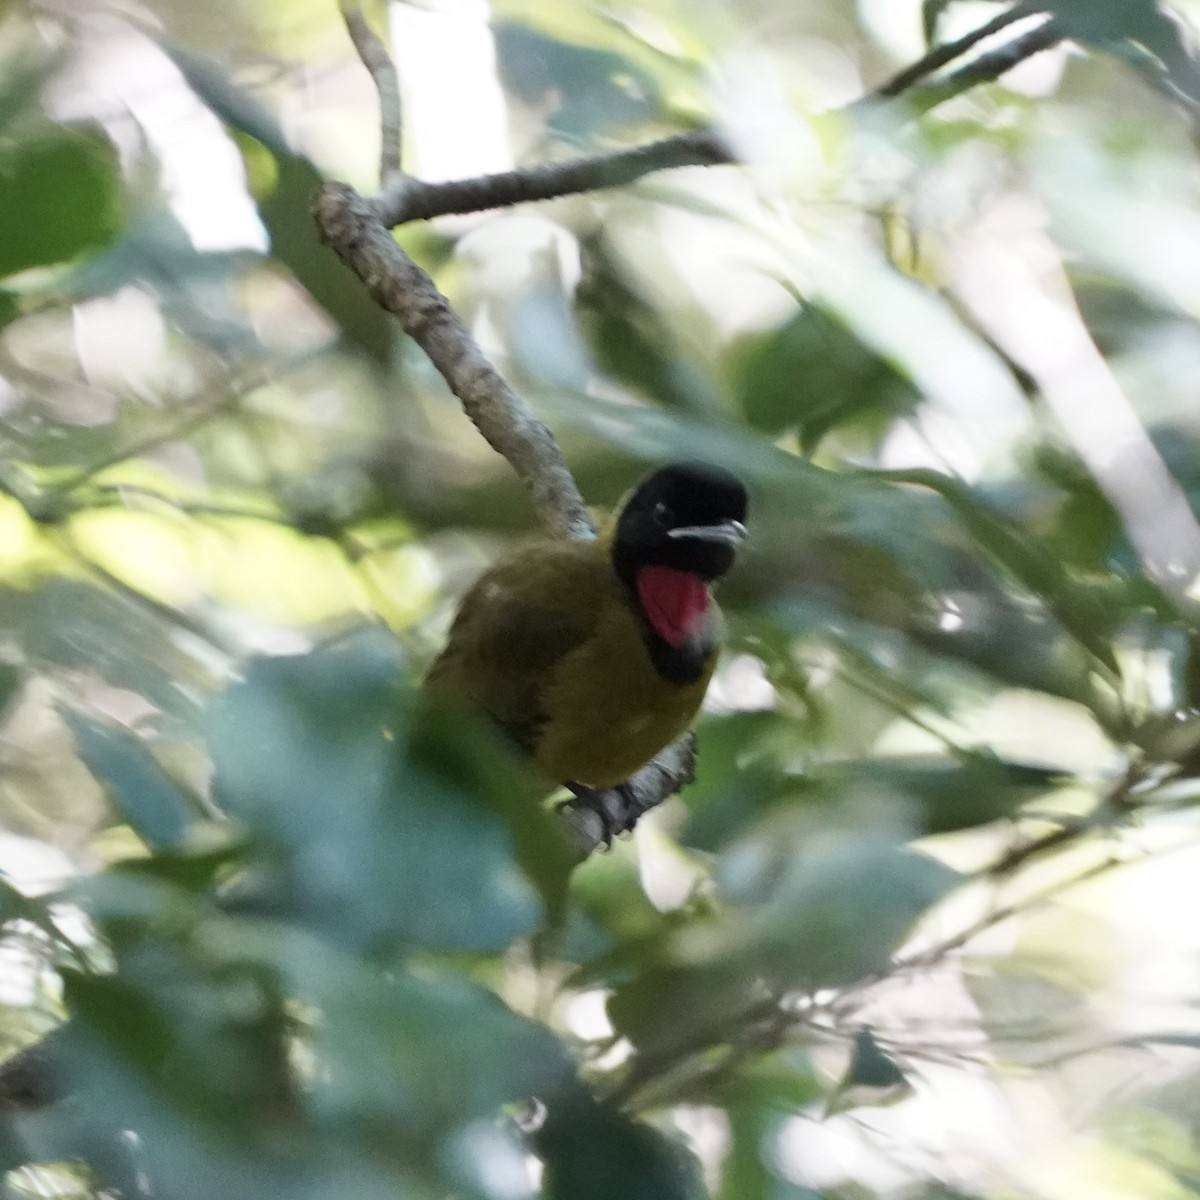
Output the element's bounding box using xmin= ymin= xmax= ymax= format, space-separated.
xmin=560 ymin=781 xmax=639 ymax=849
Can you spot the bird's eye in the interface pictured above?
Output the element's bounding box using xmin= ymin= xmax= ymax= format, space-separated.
xmin=652 ymin=501 xmax=674 ymax=527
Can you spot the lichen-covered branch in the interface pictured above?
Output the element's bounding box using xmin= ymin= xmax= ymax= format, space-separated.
xmin=311 ymin=182 xmax=594 ymax=542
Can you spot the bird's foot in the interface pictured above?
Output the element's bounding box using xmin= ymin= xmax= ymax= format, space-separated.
xmin=559 ymin=781 xmax=639 ymax=849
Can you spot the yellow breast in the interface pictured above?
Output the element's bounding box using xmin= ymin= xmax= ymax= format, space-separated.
xmin=532 ymin=598 xmax=716 ymax=789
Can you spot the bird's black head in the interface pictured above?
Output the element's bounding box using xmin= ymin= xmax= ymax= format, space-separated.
xmin=612 ymin=462 xmax=748 ymax=585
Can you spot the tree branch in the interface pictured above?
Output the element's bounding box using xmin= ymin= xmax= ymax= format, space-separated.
xmin=375 ymin=129 xmax=733 ymax=228
xmin=559 ymin=734 xmax=697 ymax=856
xmin=339 ymin=0 xmax=402 ymax=184
xmin=902 ymin=15 xmax=1064 ymax=117
xmin=376 ymin=11 xmax=1062 ymax=229
xmin=311 ymin=182 xmax=594 ymax=542
xmin=872 ymin=1 xmax=1043 ymax=98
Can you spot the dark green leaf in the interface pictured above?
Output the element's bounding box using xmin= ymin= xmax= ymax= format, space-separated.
xmin=0 ymin=288 xmax=20 ymax=330
xmin=845 ymin=755 xmax=1059 ymax=836
xmin=111 ymin=834 xmax=251 ymax=893
xmin=164 ymin=43 xmax=291 ymax=158
xmin=495 ymin=23 xmax=662 ymax=138
xmin=228 ymin=923 xmax=573 ymax=1142
xmin=0 ymin=124 xmax=122 ymax=278
xmin=537 ymin=1093 xmax=706 ymax=1200
xmin=728 ymin=303 xmax=920 ymax=449
xmin=870 ymin=469 xmax=1121 ymax=673
xmin=576 ymin=236 xmax=722 ymax=413
xmin=846 ymin=1028 xmax=906 ymax=1089
xmin=0 ymin=661 xmax=19 ymax=718
xmin=164 ymin=45 xmax=395 ymax=364
xmin=682 ymin=710 xmax=796 ymax=850
xmin=65 ymin=712 xmax=195 ymax=851
xmin=61 ymin=958 xmax=292 ymax=1138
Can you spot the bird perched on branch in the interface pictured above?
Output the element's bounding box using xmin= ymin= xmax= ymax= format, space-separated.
xmin=425 ymin=462 xmax=748 ymax=836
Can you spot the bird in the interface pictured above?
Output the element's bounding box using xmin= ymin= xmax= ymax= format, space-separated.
xmin=425 ymin=462 xmax=748 ymax=836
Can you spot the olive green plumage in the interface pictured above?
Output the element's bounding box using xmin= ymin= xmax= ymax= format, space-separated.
xmin=425 ymin=463 xmax=748 ymax=791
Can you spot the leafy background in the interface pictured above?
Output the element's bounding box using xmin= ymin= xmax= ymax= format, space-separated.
xmin=2 ymin=0 xmax=1200 ymax=1197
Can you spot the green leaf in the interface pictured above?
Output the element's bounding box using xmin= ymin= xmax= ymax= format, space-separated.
xmin=575 ymin=235 xmax=722 ymax=414
xmin=845 ymin=1028 xmax=906 ymax=1089
xmin=681 ymin=710 xmax=796 ymax=850
xmin=495 ymin=22 xmax=662 ymax=138
xmin=208 ymin=629 xmax=556 ymax=951
xmin=845 ymin=755 xmax=1059 ymax=836
xmin=110 ymin=833 xmax=251 ymax=893
xmin=1045 ymin=1 xmax=1200 ymax=111
xmin=0 ymin=124 xmax=122 ymax=278
xmin=61 ymin=956 xmax=293 ymax=1138
xmin=727 ymin=832 xmax=962 ymax=991
xmin=870 ymin=469 xmax=1121 ymax=674
xmin=164 ymin=44 xmax=396 ymax=364
xmin=0 ymin=660 xmax=19 ymax=718
xmin=0 ymin=288 xmax=20 ymax=330
xmin=536 ymin=1093 xmax=706 ymax=1200
xmin=229 ymin=923 xmax=573 ymax=1142
xmin=64 ymin=712 xmax=196 ymax=851
xmin=728 ymin=302 xmax=920 ymax=449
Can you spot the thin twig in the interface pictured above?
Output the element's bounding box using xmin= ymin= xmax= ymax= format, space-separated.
xmin=987 ymin=757 xmax=1150 ymax=876
xmin=904 ymin=16 xmax=1065 ymax=116
xmin=375 ymin=15 xmax=1062 ymax=229
xmin=83 ymin=483 xmax=296 ymax=527
xmin=872 ymin=1 xmax=1043 ymax=98
xmin=376 ymin=129 xmax=732 ymax=228
xmin=340 ymin=0 xmax=402 ymax=184
xmin=311 ymin=182 xmax=594 ymax=542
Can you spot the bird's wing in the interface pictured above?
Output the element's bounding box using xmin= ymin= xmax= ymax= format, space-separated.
xmin=424 ymin=541 xmax=610 ymax=753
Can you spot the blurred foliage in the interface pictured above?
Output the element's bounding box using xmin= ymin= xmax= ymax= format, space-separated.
xmin=2 ymin=1 xmax=1200 ymax=1199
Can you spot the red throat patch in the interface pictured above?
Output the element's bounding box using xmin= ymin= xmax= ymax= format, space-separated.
xmin=636 ymin=566 xmax=709 ymax=649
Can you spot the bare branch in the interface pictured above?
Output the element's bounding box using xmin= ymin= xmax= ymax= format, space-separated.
xmin=872 ymin=1 xmax=1043 ymax=98
xmin=311 ymin=182 xmax=594 ymax=542
xmin=340 ymin=0 xmax=402 ymax=184
xmin=376 ymin=14 xmax=1062 ymax=229
xmin=903 ymin=16 xmax=1065 ymax=116
xmin=376 ymin=129 xmax=733 ymax=228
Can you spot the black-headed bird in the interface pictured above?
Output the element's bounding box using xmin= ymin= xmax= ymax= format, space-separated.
xmin=425 ymin=462 xmax=748 ymax=834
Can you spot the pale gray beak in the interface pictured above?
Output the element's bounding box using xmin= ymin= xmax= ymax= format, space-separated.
xmin=667 ymin=519 xmax=748 ymax=546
